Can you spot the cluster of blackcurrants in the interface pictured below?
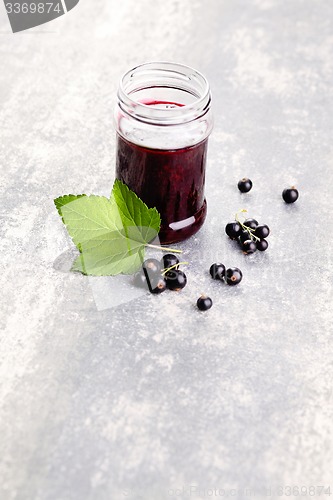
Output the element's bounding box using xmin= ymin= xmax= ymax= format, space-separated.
xmin=133 ymin=254 xmax=222 ymax=312
xmin=225 ymin=218 xmax=270 ymax=254
xmin=133 ymin=254 xmax=187 ymax=294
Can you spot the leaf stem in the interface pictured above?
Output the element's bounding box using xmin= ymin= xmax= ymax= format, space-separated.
xmin=146 ymin=243 xmax=182 ymax=254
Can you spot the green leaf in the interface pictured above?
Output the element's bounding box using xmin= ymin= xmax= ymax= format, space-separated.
xmin=55 ymin=180 xmax=161 ymax=276
xmin=71 ymin=229 xmax=145 ymax=275
xmin=112 ymin=179 xmax=161 ymax=244
xmin=54 ymin=194 xmax=86 ymax=219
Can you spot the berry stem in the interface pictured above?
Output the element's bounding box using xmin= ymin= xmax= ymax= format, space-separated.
xmin=161 ymin=261 xmax=189 ymax=275
xmin=235 ymin=209 xmax=260 ymax=242
xmin=146 ymin=243 xmax=182 ymax=253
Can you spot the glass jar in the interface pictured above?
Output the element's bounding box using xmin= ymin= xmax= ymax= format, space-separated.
xmin=114 ymin=61 xmax=213 ymax=244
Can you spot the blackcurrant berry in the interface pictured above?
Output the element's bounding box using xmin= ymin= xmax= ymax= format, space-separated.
xmin=133 ymin=270 xmax=150 ymax=289
xmin=238 ymin=178 xmax=253 ymax=193
xmin=197 ymin=295 xmax=213 ymax=311
xmin=239 ymin=229 xmax=252 ymax=243
xmin=161 ymin=253 xmax=179 ymax=270
xmin=134 ymin=269 xmax=161 ymax=292
xmin=151 ymin=277 xmax=167 ymax=294
xmin=142 ymin=258 xmax=161 ymax=274
xmin=209 ymin=263 xmax=226 ymax=280
xmin=242 ymin=240 xmax=257 ymax=254
xmin=225 ymin=222 xmax=241 ymax=239
xmin=226 ymin=267 xmax=243 ymax=286
xmin=244 ymin=218 xmax=258 ymax=230
xmin=257 ymin=239 xmax=269 ymax=251
xmin=282 ymin=187 xmax=299 ymax=204
xmin=254 ymin=224 xmax=270 ymax=239
xmin=164 ymin=270 xmax=187 ymax=291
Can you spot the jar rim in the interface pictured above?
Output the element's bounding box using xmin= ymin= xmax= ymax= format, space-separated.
xmin=117 ymin=61 xmax=211 ymax=125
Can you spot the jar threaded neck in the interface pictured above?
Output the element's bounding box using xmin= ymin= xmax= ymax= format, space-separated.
xmin=117 ymin=61 xmax=212 ymax=126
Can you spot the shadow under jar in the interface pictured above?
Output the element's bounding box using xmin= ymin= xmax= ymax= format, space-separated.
xmin=114 ymin=62 xmax=213 ymax=245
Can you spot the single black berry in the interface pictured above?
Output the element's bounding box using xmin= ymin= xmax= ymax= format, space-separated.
xmin=242 ymin=240 xmax=257 ymax=254
xmin=133 ymin=270 xmax=150 ymax=289
xmin=244 ymin=218 xmax=258 ymax=230
xmin=225 ymin=222 xmax=241 ymax=239
xmin=209 ymin=263 xmax=226 ymax=280
xmin=257 ymin=239 xmax=269 ymax=251
xmin=164 ymin=270 xmax=187 ymax=291
xmin=226 ymin=267 xmax=243 ymax=286
xmin=254 ymin=224 xmax=270 ymax=239
xmin=197 ymin=295 xmax=213 ymax=311
xmin=161 ymin=253 xmax=179 ymax=270
xmin=282 ymin=187 xmax=299 ymax=204
xmin=151 ymin=277 xmax=167 ymax=294
xmin=239 ymin=229 xmax=252 ymax=243
xmin=142 ymin=258 xmax=161 ymax=274
xmin=238 ymin=178 xmax=253 ymax=193
xmin=134 ymin=269 xmax=161 ymax=292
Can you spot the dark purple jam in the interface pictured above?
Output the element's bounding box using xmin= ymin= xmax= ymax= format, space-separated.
xmin=116 ymin=134 xmax=208 ymax=244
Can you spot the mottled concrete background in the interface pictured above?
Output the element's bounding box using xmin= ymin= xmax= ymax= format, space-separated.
xmin=1 ymin=1 xmax=333 ymax=499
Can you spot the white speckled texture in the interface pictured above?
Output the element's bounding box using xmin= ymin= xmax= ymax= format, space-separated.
xmin=1 ymin=1 xmax=333 ymax=499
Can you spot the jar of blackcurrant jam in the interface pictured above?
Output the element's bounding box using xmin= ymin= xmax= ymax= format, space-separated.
xmin=114 ymin=62 xmax=213 ymax=244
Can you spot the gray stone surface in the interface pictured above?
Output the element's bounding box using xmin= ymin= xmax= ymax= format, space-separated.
xmin=1 ymin=1 xmax=333 ymax=499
